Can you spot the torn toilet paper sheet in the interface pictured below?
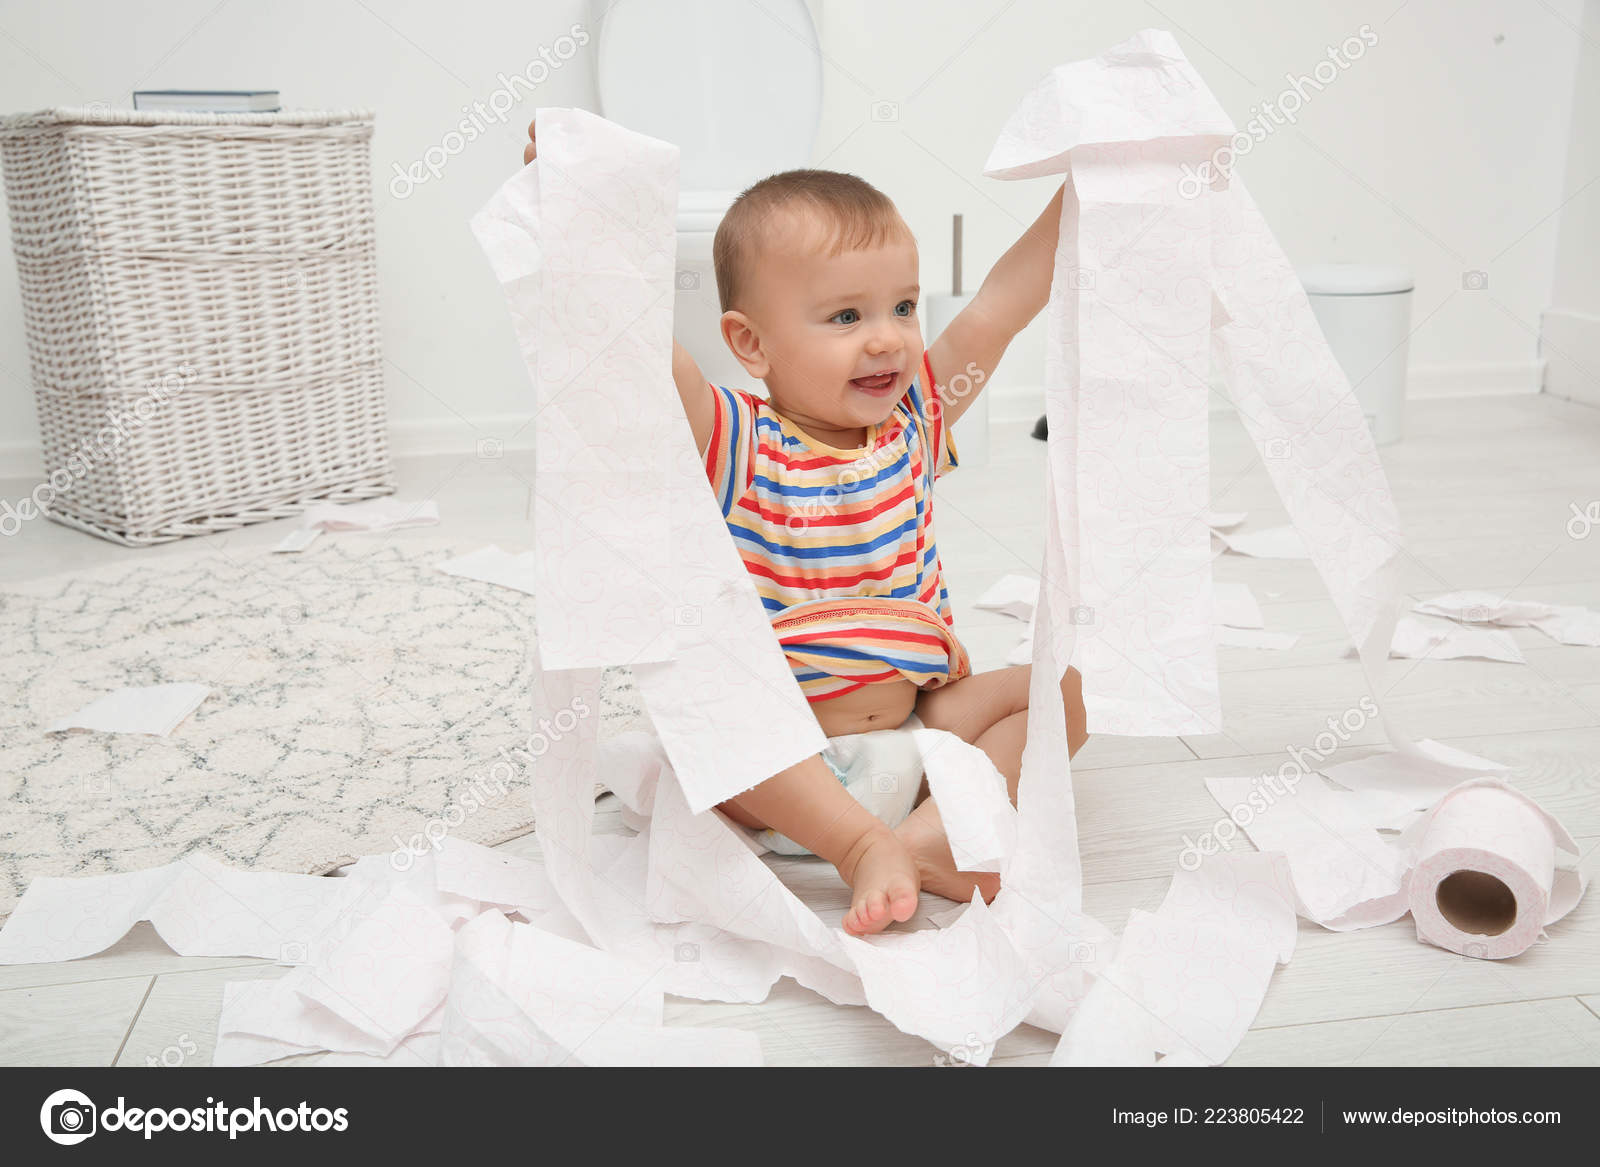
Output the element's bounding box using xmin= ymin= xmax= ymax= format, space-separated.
xmin=983 ymin=572 xmax=1267 ymax=632
xmin=1213 ymin=525 xmax=1312 ymax=560
xmin=1320 ymin=739 xmax=1506 ymax=805
xmin=1213 ymin=580 xmax=1265 ymax=629
xmin=1215 ymin=626 xmax=1298 ymax=651
xmin=44 ymin=682 xmax=210 ymax=736
xmin=1387 ymin=615 xmax=1526 ymax=663
xmin=974 ymin=573 xmax=1040 ymax=622
xmin=1005 ymin=629 xmax=1034 ymax=667
xmin=0 ymin=840 xmax=759 ymax=1066
xmin=1203 ymin=773 xmax=1412 ymax=931
xmin=435 ymin=545 xmax=539 ymax=596
xmin=436 ymin=909 xmax=763 ymax=1066
xmin=271 ymin=526 xmax=322 ymax=553
xmin=302 ymin=498 xmax=440 ymax=531
xmin=1413 ymin=591 xmax=1600 ymax=648
xmin=0 ymin=852 xmax=364 ymax=963
xmin=1053 ymin=853 xmax=1297 ymax=1065
xmin=1204 ymin=510 xmax=1248 ymax=531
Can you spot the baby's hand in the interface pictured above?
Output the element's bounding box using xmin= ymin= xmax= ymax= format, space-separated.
xmin=523 ymin=119 xmax=537 ymax=165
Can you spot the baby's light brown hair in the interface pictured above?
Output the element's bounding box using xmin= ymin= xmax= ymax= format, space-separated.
xmin=712 ymin=169 xmax=913 ymax=313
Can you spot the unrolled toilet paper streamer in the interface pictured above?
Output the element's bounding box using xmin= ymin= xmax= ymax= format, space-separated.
xmin=982 ymin=27 xmax=1466 ymax=779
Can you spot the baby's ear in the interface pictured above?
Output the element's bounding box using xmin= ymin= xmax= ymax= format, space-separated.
xmin=719 ymin=311 xmax=769 ymax=378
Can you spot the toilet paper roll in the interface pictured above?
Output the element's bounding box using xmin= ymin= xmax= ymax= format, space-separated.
xmin=1406 ymin=783 xmax=1565 ymax=960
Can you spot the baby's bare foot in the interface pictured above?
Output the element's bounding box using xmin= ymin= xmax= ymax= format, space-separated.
xmin=838 ymin=828 xmax=920 ymax=937
xmin=894 ymin=799 xmax=1002 ymax=906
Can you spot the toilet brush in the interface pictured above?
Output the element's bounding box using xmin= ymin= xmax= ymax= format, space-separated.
xmin=922 ymin=214 xmax=990 ymax=467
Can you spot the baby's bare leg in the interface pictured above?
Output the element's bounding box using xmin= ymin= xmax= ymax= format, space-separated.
xmin=718 ymin=753 xmax=920 ymax=937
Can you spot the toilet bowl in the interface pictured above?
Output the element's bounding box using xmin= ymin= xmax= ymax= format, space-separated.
xmin=594 ymin=0 xmax=823 ymax=390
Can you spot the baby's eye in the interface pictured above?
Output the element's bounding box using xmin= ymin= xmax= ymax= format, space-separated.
xmin=895 ymin=300 xmax=916 ymax=317
xmin=830 ymin=308 xmax=860 ymax=325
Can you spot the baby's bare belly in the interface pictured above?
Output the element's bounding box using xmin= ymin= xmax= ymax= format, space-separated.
xmin=811 ymin=678 xmax=920 ymax=738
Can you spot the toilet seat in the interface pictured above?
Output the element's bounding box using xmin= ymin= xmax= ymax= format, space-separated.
xmin=595 ymin=0 xmax=822 ymax=215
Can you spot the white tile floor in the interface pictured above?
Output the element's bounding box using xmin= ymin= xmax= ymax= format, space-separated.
xmin=2 ymin=394 xmax=1598 ymax=1066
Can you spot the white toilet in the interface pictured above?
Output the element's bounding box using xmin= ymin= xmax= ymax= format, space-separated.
xmin=593 ymin=0 xmax=824 ymax=391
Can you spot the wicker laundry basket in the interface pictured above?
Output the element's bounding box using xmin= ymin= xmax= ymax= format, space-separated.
xmin=0 ymin=107 xmax=394 ymax=544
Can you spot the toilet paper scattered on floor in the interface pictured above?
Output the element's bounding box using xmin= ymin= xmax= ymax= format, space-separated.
xmin=435 ymin=545 xmax=539 ymax=596
xmin=1413 ymin=591 xmax=1600 ymax=647
xmin=1052 ymin=853 xmax=1297 ymax=1065
xmin=992 ymin=575 xmax=1291 ymax=659
xmin=1204 ymin=510 xmax=1248 ymax=531
xmin=974 ymin=574 xmax=1040 ymax=622
xmin=1204 ymin=771 xmax=1584 ymax=956
xmin=1213 ymin=525 xmax=1312 ymax=560
xmin=1387 ymin=614 xmax=1525 ymax=663
xmin=302 ymin=498 xmax=440 ymax=532
xmin=1213 ymin=580 xmax=1265 ymax=629
xmin=1204 ymin=774 xmax=1414 ymax=931
xmin=1216 ymin=626 xmax=1298 ymax=651
xmin=0 ymin=851 xmax=363 ymax=964
xmin=1320 ymin=739 xmax=1506 ymax=804
xmin=271 ymin=526 xmax=322 ymax=553
xmin=44 ymin=682 xmax=210 ymax=736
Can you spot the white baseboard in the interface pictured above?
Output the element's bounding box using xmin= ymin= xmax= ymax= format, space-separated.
xmin=0 ymin=356 xmax=1563 ymax=480
xmin=986 ymin=359 xmax=1545 ymax=424
xmin=385 ymin=413 xmax=538 ymax=458
xmin=1541 ymin=309 xmax=1600 ymax=408
xmin=1407 ymin=360 xmax=1544 ymax=398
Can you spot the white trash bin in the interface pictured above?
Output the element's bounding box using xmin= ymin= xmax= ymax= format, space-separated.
xmin=1297 ymin=264 xmax=1414 ymax=446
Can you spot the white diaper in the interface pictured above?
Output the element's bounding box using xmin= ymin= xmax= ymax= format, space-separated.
xmin=747 ymin=712 xmax=927 ymax=857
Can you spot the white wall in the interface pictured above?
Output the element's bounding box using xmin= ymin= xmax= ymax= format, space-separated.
xmin=0 ymin=0 xmax=1592 ymax=471
xmin=1545 ymin=0 xmax=1600 ymax=407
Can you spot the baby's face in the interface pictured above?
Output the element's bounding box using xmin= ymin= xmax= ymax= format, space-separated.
xmin=727 ymin=208 xmax=921 ymax=437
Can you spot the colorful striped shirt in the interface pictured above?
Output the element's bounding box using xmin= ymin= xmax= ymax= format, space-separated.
xmin=702 ymin=350 xmax=971 ymax=703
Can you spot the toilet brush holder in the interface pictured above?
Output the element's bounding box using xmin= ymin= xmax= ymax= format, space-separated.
xmin=924 ymin=212 xmax=990 ymax=469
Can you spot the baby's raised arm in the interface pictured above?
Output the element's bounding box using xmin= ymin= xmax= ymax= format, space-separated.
xmin=523 ymin=119 xmax=717 ymax=458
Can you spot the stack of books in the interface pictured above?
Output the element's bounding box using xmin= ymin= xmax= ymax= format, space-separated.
xmin=132 ymin=90 xmax=281 ymax=113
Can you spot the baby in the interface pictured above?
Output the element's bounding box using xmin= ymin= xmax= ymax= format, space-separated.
xmin=524 ymin=123 xmax=1087 ymax=937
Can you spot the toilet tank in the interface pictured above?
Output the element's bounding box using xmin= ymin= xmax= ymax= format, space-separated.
xmin=594 ymin=0 xmax=823 ymax=196
xmin=594 ymin=0 xmax=824 ymax=394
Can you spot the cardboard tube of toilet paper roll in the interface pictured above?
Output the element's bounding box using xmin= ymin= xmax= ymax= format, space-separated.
xmin=1406 ymin=783 xmax=1564 ymax=959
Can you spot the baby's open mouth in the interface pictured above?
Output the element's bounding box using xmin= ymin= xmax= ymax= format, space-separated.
xmin=849 ymin=370 xmax=899 ymax=394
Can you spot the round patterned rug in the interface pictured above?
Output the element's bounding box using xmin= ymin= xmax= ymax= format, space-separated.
xmin=0 ymin=537 xmax=644 ymax=919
